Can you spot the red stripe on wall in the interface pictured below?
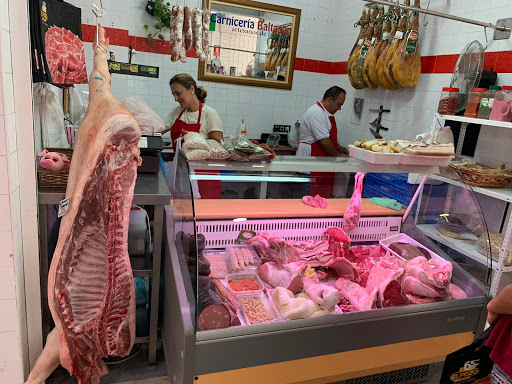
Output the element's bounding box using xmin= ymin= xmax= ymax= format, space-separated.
xmin=82 ymin=25 xmax=512 ymax=75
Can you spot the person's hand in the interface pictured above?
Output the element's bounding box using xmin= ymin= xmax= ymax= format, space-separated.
xmin=338 ymin=146 xmax=349 ymax=155
xmin=487 ymin=309 xmax=500 ymax=325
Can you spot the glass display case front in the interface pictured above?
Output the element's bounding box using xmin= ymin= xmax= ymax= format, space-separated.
xmin=162 ymin=153 xmax=490 ymax=384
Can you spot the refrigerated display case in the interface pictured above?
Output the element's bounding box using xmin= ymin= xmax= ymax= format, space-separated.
xmin=161 ymin=152 xmax=491 ymax=384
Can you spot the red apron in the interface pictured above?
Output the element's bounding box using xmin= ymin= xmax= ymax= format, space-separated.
xmin=171 ymin=103 xmax=221 ymax=199
xmin=309 ymin=101 xmax=338 ymax=198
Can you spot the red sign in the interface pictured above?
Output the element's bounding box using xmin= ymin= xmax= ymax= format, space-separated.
xmin=213 ymin=45 xmax=220 ymax=56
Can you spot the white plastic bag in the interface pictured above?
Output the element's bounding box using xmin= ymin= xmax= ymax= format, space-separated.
xmin=121 ymin=96 xmax=165 ymax=134
xmin=68 ymin=86 xmax=88 ymax=125
xmin=40 ymin=83 xmax=69 ymax=148
xmin=183 ymin=132 xmax=210 ymax=151
xmin=415 ymin=126 xmax=454 ymax=145
xmin=206 ymin=139 xmax=230 ymax=159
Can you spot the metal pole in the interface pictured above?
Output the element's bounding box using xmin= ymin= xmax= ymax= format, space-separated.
xmin=362 ymin=0 xmax=511 ymax=32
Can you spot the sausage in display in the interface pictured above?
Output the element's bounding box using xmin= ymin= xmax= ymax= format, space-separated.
xmin=202 ymin=8 xmax=211 ymax=57
xmin=197 ymin=304 xmax=230 ymax=330
xmin=183 ymin=6 xmax=193 ymax=51
xmin=192 ymin=8 xmax=206 ymax=60
xmin=170 ymin=5 xmax=183 ymax=62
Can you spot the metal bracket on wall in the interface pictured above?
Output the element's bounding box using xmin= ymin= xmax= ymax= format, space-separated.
xmin=494 ymin=18 xmax=512 ymax=41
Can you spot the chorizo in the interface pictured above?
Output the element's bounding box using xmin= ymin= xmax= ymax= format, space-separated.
xmin=192 ymin=8 xmax=205 ymax=60
xmin=183 ymin=6 xmax=193 ymax=51
xmin=202 ymin=8 xmax=211 ymax=57
xmin=171 ymin=5 xmax=184 ymax=62
xmin=170 ymin=5 xmax=178 ymax=62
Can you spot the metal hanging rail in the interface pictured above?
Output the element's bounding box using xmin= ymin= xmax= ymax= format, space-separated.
xmin=362 ymin=0 xmax=511 ymax=36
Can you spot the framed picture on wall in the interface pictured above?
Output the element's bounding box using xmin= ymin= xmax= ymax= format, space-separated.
xmin=198 ymin=0 xmax=301 ymax=90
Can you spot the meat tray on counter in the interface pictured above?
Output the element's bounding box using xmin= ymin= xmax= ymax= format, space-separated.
xmin=197 ymin=227 xmax=469 ymax=331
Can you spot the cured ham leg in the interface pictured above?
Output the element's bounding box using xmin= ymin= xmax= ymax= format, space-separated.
xmin=30 ymin=25 xmax=141 ymax=384
xmin=391 ymin=0 xmax=422 ymax=87
xmin=383 ymin=0 xmax=410 ymax=89
xmin=376 ymin=6 xmax=400 ymax=90
xmin=364 ymin=6 xmax=392 ymax=88
xmin=362 ymin=6 xmax=384 ymax=88
xmin=347 ymin=10 xmax=368 ymax=88
xmin=349 ymin=6 xmax=376 ymax=89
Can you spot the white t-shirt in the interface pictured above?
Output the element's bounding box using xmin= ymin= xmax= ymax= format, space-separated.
xmin=299 ymin=102 xmax=333 ymax=144
xmin=164 ymin=104 xmax=223 ymax=138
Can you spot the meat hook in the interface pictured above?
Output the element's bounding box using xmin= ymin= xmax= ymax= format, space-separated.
xmin=422 ymin=0 xmax=431 ymax=26
xmin=92 ymin=1 xmax=107 ymax=54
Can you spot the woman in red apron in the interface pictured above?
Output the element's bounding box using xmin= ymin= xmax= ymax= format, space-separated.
xmin=168 ymin=74 xmax=222 ymax=199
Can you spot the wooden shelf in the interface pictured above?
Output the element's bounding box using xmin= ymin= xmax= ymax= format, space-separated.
xmin=192 ymin=198 xmax=405 ymax=220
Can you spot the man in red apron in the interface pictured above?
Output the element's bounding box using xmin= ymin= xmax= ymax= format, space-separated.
xmin=296 ymin=86 xmax=348 ymax=198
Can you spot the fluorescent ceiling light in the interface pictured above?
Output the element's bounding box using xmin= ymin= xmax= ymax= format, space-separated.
xmin=233 ymin=218 xmax=247 ymax=222
xmin=190 ymin=175 xmax=310 ymax=182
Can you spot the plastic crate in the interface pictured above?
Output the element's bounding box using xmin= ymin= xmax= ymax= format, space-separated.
xmin=364 ymin=177 xmax=418 ymax=205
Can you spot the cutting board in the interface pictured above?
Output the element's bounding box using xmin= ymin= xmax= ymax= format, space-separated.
xmin=194 ymin=198 xmax=405 ymax=220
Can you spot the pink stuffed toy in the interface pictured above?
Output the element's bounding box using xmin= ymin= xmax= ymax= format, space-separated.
xmin=37 ymin=149 xmax=71 ymax=171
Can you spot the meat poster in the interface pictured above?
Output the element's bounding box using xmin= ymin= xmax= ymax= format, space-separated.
xmin=29 ymin=0 xmax=87 ymax=85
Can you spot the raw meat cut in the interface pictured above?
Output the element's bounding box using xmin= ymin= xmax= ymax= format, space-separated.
xmin=46 ymin=26 xmax=141 ymax=384
xmin=325 ymin=257 xmax=360 ymax=282
xmin=405 ymin=256 xmax=453 ymax=289
xmin=302 ymin=194 xmax=328 ymax=209
xmin=390 ymin=0 xmax=421 ymax=88
xmin=45 ymin=27 xmax=87 ymax=85
xmin=376 ymin=7 xmax=400 ymax=90
xmin=304 ymin=284 xmax=338 ymax=309
xmin=449 ymin=283 xmax=468 ymax=300
xmin=383 ymin=0 xmax=410 ymax=89
xmin=363 ymin=6 xmax=391 ymax=88
xmin=365 ymin=263 xmax=404 ymax=306
xmin=362 ymin=6 xmax=384 ymax=88
xmin=403 ymin=275 xmax=444 ymax=298
xmin=342 ymin=172 xmax=364 ymax=232
xmin=258 ymin=262 xmax=304 ymax=294
xmin=248 ymin=232 xmax=301 ymax=264
xmin=380 ymin=280 xmax=408 ymax=308
xmin=389 ymin=242 xmax=431 ymax=260
xmin=301 ymin=250 xmax=335 ymax=267
xmin=335 ymin=278 xmax=378 ymax=311
xmin=324 ymin=227 xmax=351 ymax=258
xmin=338 ymin=297 xmax=358 ymax=313
xmin=271 ymin=287 xmax=332 ymax=320
xmin=405 ymin=294 xmax=442 ymax=304
xmin=289 ymin=239 xmax=329 ymax=258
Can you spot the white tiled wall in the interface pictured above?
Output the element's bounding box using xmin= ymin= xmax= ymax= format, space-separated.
xmin=0 ymin=0 xmax=26 ymax=382
xmin=337 ymin=1 xmax=512 ymax=162
xmin=70 ymin=0 xmax=346 ymax=140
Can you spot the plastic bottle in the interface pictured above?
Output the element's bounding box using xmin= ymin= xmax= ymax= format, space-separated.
xmin=489 ymin=86 xmax=512 ymax=122
xmin=464 ymin=88 xmax=487 ymax=118
xmin=240 ymin=119 xmax=247 ymax=135
xmin=477 ymin=85 xmax=501 ymax=120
